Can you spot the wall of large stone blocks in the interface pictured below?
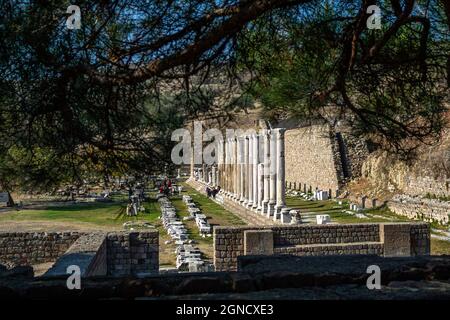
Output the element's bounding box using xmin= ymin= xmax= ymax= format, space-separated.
xmin=285 ymin=125 xmax=343 ymax=196
xmin=0 ymin=232 xmax=81 ymax=266
xmin=214 ymin=223 xmax=429 ymax=271
xmin=106 ymin=231 xmax=159 ymax=276
xmin=410 ymin=223 xmax=431 ymax=256
xmin=0 ymin=231 xmax=160 ymax=276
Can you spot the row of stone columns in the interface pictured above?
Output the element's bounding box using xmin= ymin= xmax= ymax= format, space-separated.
xmin=190 ymin=128 xmax=289 ymax=222
xmin=223 ymin=129 xmax=289 ymax=220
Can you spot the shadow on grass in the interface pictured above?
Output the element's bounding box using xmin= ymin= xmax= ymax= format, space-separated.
xmin=34 ymin=201 xmax=125 ymax=212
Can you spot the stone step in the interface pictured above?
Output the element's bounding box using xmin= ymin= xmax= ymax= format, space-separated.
xmin=274 ymin=241 xmax=384 ymax=256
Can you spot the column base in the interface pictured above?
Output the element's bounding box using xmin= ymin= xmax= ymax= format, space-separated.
xmin=246 ymin=201 xmax=254 ymax=209
xmin=261 ymin=200 xmax=269 ymax=214
xmin=267 ymin=202 xmax=276 ymax=217
xmin=273 ymin=204 xmax=285 ymax=221
xmin=280 ymin=207 xmax=292 ymax=224
xmin=275 ymin=204 xmax=285 ymax=214
xmin=257 ymin=205 xmax=263 ymax=214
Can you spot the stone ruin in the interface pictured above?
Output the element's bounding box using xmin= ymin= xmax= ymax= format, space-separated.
xmin=190 ymin=128 xmax=298 ymax=225
xmin=0 ymin=231 xmax=159 ymax=278
xmin=158 ymin=196 xmax=212 ymax=272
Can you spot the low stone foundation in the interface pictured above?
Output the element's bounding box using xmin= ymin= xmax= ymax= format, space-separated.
xmin=388 ymin=195 xmax=450 ymax=225
xmin=214 ymin=222 xmax=430 ymax=271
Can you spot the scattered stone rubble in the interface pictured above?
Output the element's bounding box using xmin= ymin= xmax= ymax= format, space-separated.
xmin=182 ymin=195 xmax=211 ymax=236
xmin=158 ymin=196 xmax=212 ymax=272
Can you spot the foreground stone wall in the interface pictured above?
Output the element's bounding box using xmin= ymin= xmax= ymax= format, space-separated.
xmin=0 ymin=232 xmax=81 ymax=266
xmin=106 ymin=231 xmax=159 ymax=276
xmin=214 ymin=223 xmax=430 ymax=271
xmin=44 ymin=233 xmax=108 ymax=277
xmin=388 ymin=195 xmax=450 ymax=225
xmin=2 ymin=255 xmax=450 ymax=300
xmin=285 ymin=125 xmax=343 ymax=196
xmin=0 ymin=231 xmax=159 ymax=276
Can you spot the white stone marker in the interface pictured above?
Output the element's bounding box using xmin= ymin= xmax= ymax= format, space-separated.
xmin=281 ymin=209 xmax=292 ymax=224
xmin=317 ymin=190 xmax=329 ymax=201
xmin=316 ymin=214 xmax=331 ymax=225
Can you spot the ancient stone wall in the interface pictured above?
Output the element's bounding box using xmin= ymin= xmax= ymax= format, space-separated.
xmin=214 ymin=222 xmax=430 ymax=271
xmin=410 ymin=223 xmax=431 ymax=255
xmin=106 ymin=231 xmax=159 ymax=276
xmin=44 ymin=232 xmax=107 ymax=277
xmin=0 ymin=231 xmax=159 ymax=276
xmin=284 ymin=125 xmax=343 ymax=196
xmin=0 ymin=232 xmax=81 ymax=266
xmin=388 ymin=195 xmax=450 ymax=225
xmin=338 ymin=132 xmax=370 ymax=178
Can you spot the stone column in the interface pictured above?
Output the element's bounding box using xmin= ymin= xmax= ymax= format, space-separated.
xmin=267 ymin=130 xmax=277 ymax=217
xmin=274 ymin=128 xmax=287 ymax=217
xmin=233 ymin=137 xmax=238 ymax=199
xmin=211 ymin=166 xmax=216 ymax=187
xmin=190 ymin=148 xmax=194 ymax=179
xmin=202 ymin=163 xmax=207 ymax=182
xmin=247 ymin=135 xmax=254 ymax=208
xmin=223 ymin=139 xmax=230 ymax=196
xmin=243 ymin=135 xmax=250 ymax=206
xmin=261 ymin=129 xmax=270 ymax=214
xmin=235 ymin=137 xmax=240 ymax=201
xmin=216 ymin=140 xmax=220 ymax=185
xmin=230 ymin=138 xmax=235 ymax=197
xmin=220 ymin=139 xmax=226 ymax=190
xmin=239 ymin=136 xmax=245 ymax=202
xmin=252 ymin=134 xmax=259 ymax=210
xmin=257 ymin=163 xmax=264 ymax=213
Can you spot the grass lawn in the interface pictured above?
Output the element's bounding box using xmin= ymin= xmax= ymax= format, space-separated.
xmin=181 ymin=183 xmax=246 ymax=226
xmin=0 ymin=201 xmax=160 ymax=228
xmin=287 ymin=196 xmax=410 ymax=224
xmin=431 ymin=238 xmax=450 ymax=255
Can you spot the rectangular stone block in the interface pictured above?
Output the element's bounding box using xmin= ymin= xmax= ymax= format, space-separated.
xmin=380 ymin=223 xmax=411 ymax=257
xmin=244 ymin=230 xmax=274 ymax=256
